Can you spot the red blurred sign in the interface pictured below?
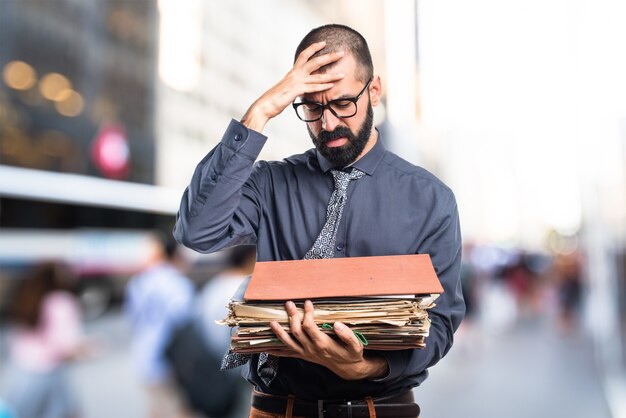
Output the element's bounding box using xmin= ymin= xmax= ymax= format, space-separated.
xmin=91 ymin=124 xmax=130 ymax=179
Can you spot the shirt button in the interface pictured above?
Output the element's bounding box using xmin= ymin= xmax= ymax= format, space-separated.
xmin=336 ymin=244 xmax=343 ymax=252
xmin=191 ymin=210 xmax=197 ymax=216
xmin=210 ymin=173 xmax=218 ymax=181
xmin=234 ymin=133 xmax=243 ymax=141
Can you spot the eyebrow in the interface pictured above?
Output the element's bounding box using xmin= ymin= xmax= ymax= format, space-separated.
xmin=300 ymin=92 xmax=354 ymax=104
xmin=332 ymin=93 xmax=355 ymax=100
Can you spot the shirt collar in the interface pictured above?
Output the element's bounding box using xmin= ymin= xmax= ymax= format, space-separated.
xmin=316 ymin=128 xmax=386 ymax=175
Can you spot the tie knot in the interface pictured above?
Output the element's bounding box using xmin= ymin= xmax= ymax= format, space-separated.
xmin=331 ymin=168 xmax=365 ymax=190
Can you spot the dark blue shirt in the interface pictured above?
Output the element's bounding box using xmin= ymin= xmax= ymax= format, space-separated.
xmin=174 ymin=119 xmax=464 ymax=400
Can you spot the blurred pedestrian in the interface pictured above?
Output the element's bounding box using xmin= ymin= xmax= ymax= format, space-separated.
xmin=198 ymin=245 xmax=256 ymax=362
xmin=197 ymin=245 xmax=256 ymax=416
xmin=502 ymin=254 xmax=535 ymax=317
xmin=125 ymin=232 xmax=195 ymax=418
xmin=553 ymin=248 xmax=584 ymax=333
xmin=166 ymin=245 xmax=256 ymax=418
xmin=2 ymin=262 xmax=85 ymax=418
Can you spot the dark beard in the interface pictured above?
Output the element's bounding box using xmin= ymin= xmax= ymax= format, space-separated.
xmin=308 ymin=103 xmax=374 ymax=167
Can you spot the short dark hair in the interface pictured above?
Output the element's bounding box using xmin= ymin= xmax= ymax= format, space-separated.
xmin=294 ymin=24 xmax=373 ymax=83
xmin=153 ymin=230 xmax=179 ymax=260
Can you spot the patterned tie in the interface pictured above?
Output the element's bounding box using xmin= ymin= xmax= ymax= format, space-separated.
xmin=305 ymin=168 xmax=365 ymax=259
xmin=221 ymin=168 xmax=366 ymax=386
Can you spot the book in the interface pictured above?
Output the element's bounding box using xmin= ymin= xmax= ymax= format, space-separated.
xmin=219 ymin=254 xmax=443 ymax=352
xmin=243 ymin=254 xmax=443 ymax=301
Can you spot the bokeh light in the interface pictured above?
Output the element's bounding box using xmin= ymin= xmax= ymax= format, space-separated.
xmin=2 ymin=61 xmax=37 ymax=91
xmin=54 ymin=90 xmax=84 ymax=117
xmin=39 ymin=72 xmax=72 ymax=101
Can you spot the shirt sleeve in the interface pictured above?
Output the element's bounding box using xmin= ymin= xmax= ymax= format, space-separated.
xmin=375 ymin=192 xmax=465 ymax=384
xmin=173 ymin=119 xmax=268 ymax=253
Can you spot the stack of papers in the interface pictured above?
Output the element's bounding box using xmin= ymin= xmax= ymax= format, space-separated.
xmin=219 ymin=254 xmax=443 ymax=352
xmin=221 ymin=295 xmax=438 ymax=351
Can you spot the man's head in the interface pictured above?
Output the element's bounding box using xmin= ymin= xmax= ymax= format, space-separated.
xmin=294 ymin=24 xmax=381 ymax=167
xmin=294 ymin=24 xmax=373 ymax=84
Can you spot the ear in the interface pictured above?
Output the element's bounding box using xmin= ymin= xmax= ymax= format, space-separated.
xmin=368 ymin=75 xmax=382 ymax=107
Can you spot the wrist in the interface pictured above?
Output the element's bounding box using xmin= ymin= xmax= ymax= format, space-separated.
xmin=241 ymin=102 xmax=269 ymax=133
xmin=334 ymin=354 xmax=389 ymax=381
xmin=360 ymin=354 xmax=389 ymax=380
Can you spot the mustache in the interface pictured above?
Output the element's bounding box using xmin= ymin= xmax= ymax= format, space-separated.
xmin=318 ymin=127 xmax=353 ymax=144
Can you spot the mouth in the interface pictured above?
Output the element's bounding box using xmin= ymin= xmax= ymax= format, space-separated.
xmin=324 ymin=136 xmax=348 ymax=148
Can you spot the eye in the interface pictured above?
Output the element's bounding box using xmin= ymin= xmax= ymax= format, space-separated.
xmin=303 ymin=103 xmax=322 ymax=111
xmin=332 ymin=100 xmax=353 ymax=109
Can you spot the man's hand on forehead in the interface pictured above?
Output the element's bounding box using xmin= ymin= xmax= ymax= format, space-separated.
xmin=309 ymin=46 xmax=346 ymax=74
xmin=240 ymin=41 xmax=346 ymax=132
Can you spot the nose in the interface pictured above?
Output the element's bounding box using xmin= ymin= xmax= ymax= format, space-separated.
xmin=321 ymin=108 xmax=340 ymax=132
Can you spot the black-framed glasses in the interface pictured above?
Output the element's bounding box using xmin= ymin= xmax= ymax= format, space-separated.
xmin=292 ymin=77 xmax=372 ymax=122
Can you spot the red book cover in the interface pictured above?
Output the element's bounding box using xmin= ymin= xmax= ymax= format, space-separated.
xmin=243 ymin=254 xmax=443 ymax=301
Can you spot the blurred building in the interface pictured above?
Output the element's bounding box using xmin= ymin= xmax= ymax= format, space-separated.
xmin=0 ymin=0 xmax=169 ymax=316
xmin=0 ymin=0 xmax=169 ymax=230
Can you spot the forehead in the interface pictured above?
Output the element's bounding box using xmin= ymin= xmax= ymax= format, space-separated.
xmin=304 ymin=55 xmax=362 ymax=102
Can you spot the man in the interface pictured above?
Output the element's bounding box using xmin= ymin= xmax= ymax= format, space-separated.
xmin=174 ymin=24 xmax=464 ymax=418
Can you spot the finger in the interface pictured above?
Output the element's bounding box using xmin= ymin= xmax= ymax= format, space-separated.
xmin=285 ymin=301 xmax=313 ymax=349
xmin=333 ymin=322 xmax=363 ymax=353
xmin=305 ymin=72 xmax=346 ymax=84
xmin=303 ymin=50 xmax=345 ymax=73
xmin=270 ymin=320 xmax=304 ymax=355
xmin=301 ymin=300 xmax=326 ymax=343
xmin=294 ymin=41 xmax=327 ymax=67
xmin=284 ymin=300 xmax=303 ymax=323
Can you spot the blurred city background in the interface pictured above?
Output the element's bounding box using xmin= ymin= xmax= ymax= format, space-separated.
xmin=0 ymin=0 xmax=625 ymax=417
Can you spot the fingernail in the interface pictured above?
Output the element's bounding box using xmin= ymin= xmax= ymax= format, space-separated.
xmin=286 ymin=301 xmax=295 ymax=309
xmin=335 ymin=322 xmax=345 ymax=330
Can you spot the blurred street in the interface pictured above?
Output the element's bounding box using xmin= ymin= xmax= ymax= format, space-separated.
xmin=415 ymin=317 xmax=611 ymax=418
xmin=0 ymin=310 xmax=147 ymax=418
xmin=1 ymin=308 xmax=611 ymax=418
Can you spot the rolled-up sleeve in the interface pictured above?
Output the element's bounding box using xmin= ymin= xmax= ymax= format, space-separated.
xmin=173 ymin=119 xmax=267 ymax=253
xmin=376 ymin=192 xmax=464 ymax=384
